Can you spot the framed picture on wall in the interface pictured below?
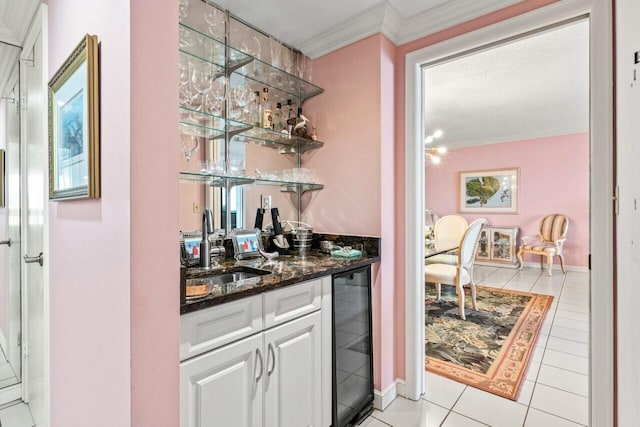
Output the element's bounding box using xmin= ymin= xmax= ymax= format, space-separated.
xmin=459 ymin=168 xmax=519 ymax=213
xmin=48 ymin=34 xmax=100 ymax=200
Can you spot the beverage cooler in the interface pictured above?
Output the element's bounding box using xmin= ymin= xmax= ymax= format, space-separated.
xmin=332 ymin=266 xmax=374 ymax=426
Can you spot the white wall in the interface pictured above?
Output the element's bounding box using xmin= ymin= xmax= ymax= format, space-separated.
xmin=615 ymin=0 xmax=640 ymax=424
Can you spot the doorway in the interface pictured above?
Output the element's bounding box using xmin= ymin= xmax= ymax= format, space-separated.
xmin=404 ymin=1 xmax=614 ymax=426
xmin=422 ymin=18 xmax=590 ymax=425
xmin=0 ymin=4 xmax=48 ymax=425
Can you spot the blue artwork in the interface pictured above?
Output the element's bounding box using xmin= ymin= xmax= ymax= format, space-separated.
xmin=60 ymin=90 xmax=84 ymax=161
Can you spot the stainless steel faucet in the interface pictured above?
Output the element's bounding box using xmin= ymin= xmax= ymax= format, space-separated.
xmin=199 ymin=209 xmax=213 ymax=268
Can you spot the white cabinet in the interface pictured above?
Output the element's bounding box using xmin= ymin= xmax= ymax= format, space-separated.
xmin=180 ymin=277 xmax=332 ymax=427
xmin=264 ymin=311 xmax=322 ymax=427
xmin=180 ymin=333 xmax=263 ymax=427
xmin=475 ymin=226 xmax=519 ymax=267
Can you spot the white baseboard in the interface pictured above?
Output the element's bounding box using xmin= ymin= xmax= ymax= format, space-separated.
xmin=521 ymin=261 xmax=589 ymax=273
xmin=396 ymin=379 xmax=406 ymax=397
xmin=374 ymin=379 xmax=404 ymax=410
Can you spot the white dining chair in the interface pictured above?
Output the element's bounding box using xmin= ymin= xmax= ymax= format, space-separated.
xmin=425 ymin=215 xmax=468 ymax=266
xmin=425 ymin=218 xmax=487 ymax=320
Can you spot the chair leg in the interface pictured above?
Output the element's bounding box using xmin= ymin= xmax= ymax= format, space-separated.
xmin=547 ymin=254 xmax=553 ymax=276
xmin=470 ymin=282 xmax=478 ymax=311
xmin=517 ymin=250 xmax=524 ymax=270
xmin=540 ymin=255 xmax=544 ymax=270
xmin=559 ymin=255 xmax=567 ymax=274
xmin=435 ymin=283 xmax=441 ymax=300
xmin=457 ymin=282 xmax=466 ymax=320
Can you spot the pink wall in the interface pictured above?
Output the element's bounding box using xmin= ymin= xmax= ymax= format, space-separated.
xmin=49 ymin=1 xmax=180 ymax=426
xmin=130 ymin=0 xmax=179 ymax=425
xmin=304 ymin=34 xmax=397 ymax=391
xmin=49 ymin=1 xmax=132 ymax=425
xmin=303 ymin=35 xmax=381 ymax=236
xmin=392 ymin=0 xmax=562 ymax=382
xmin=426 ymin=133 xmax=589 ymax=267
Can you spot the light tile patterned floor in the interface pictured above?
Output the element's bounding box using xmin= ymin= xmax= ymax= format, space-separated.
xmin=0 ymin=402 xmax=34 ymax=427
xmin=363 ymin=266 xmax=590 ymax=427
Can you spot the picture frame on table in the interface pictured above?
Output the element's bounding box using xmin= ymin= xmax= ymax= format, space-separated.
xmin=48 ymin=34 xmax=100 ymax=200
xmin=459 ymin=168 xmax=519 ymax=214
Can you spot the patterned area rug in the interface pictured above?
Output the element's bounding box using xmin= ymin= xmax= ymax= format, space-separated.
xmin=425 ymin=284 xmax=553 ymax=400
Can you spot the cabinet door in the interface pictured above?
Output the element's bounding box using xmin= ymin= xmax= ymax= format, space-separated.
xmin=264 ymin=311 xmax=322 ymax=427
xmin=180 ymin=333 xmax=263 ymax=427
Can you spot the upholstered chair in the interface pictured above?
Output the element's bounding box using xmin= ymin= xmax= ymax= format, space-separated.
xmin=517 ymin=214 xmax=569 ymax=276
xmin=425 ymin=215 xmax=468 ymax=266
xmin=425 ymin=218 xmax=487 ymax=320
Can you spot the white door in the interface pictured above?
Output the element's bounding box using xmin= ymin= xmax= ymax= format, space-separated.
xmin=20 ymin=7 xmax=47 ymax=425
xmin=0 ymin=56 xmax=23 ymax=405
xmin=264 ymin=311 xmax=322 ymax=427
xmin=180 ymin=333 xmax=263 ymax=427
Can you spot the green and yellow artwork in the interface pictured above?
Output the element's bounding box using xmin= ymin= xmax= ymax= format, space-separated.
xmin=460 ymin=169 xmax=518 ymax=213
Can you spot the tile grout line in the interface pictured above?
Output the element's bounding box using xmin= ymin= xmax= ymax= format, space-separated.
xmin=522 ymin=270 xmax=567 ymax=426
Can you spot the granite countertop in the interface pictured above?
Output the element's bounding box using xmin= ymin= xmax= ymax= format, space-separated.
xmin=180 ymin=249 xmax=380 ymax=315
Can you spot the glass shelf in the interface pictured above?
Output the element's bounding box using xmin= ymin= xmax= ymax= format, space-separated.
xmin=179 ymin=106 xmax=324 ymax=155
xmin=179 ymin=171 xmax=323 ymax=194
xmin=180 ymin=23 xmax=323 ymax=103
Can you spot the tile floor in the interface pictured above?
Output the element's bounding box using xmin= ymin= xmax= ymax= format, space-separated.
xmin=363 ymin=266 xmax=590 ymax=427
xmin=0 ymin=402 xmax=34 ymax=427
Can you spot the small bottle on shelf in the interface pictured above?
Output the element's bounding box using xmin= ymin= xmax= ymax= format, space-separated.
xmin=261 ymin=87 xmax=272 ymax=129
xmin=294 ymin=106 xmax=309 ymax=138
xmin=273 ymin=102 xmax=284 ymax=132
xmin=252 ymin=91 xmax=261 ymax=127
xmin=286 ymin=99 xmax=296 ymax=137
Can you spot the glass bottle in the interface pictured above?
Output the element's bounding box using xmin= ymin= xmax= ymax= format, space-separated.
xmin=273 ymin=102 xmax=284 ymax=132
xmin=286 ymin=99 xmax=296 ymax=136
xmin=261 ymin=87 xmax=272 ymax=129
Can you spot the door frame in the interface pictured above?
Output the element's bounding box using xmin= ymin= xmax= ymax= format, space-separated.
xmin=403 ymin=1 xmax=613 ymax=426
xmin=19 ymin=3 xmax=49 ymax=422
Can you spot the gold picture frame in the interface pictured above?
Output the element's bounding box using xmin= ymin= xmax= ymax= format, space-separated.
xmin=48 ymin=34 xmax=100 ymax=200
xmin=0 ymin=149 xmax=5 ymax=207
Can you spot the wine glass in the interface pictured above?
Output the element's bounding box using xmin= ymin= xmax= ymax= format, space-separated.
xmin=180 ymin=131 xmax=200 ymax=169
xmin=296 ymin=53 xmax=307 ymax=79
xmin=178 ymin=0 xmax=189 ymax=21
xmin=204 ymin=5 xmax=225 ymax=40
xmin=206 ymin=76 xmax=228 ymax=116
xmin=191 ymin=63 xmax=213 ymax=111
xmin=270 ymin=37 xmax=282 ymax=69
xmin=283 ymin=49 xmax=294 ymax=74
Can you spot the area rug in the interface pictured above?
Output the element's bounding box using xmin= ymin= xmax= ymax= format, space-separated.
xmin=425 ymin=284 xmax=553 ymax=400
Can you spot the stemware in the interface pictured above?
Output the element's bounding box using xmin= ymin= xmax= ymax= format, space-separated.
xmin=178 ymin=0 xmax=189 ymax=21
xmin=191 ymin=63 xmax=213 ymax=111
xmin=204 ymin=5 xmax=225 ymax=41
xmin=296 ymin=53 xmax=307 ymax=79
xmin=180 ymin=131 xmax=200 ymax=169
xmin=206 ymin=76 xmax=228 ymax=116
xmin=269 ymin=37 xmax=282 ymax=69
xmin=283 ymin=49 xmax=294 ymax=74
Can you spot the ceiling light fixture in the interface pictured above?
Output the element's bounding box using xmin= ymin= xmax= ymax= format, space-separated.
xmin=423 ymin=129 xmax=443 ymax=145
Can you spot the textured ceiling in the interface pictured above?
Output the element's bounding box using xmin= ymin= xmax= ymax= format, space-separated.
xmin=424 ymin=20 xmax=589 ymax=149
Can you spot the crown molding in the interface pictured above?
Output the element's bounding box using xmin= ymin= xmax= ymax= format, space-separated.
xmin=299 ymin=1 xmax=390 ymax=58
xmin=396 ymin=0 xmax=524 ymax=45
xmin=445 ymin=127 xmax=589 ymax=150
xmin=302 ymin=0 xmax=523 ymax=58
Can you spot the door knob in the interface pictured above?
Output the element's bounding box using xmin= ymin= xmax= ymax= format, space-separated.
xmin=0 ymin=239 xmax=10 ymax=247
xmin=24 ymin=252 xmax=43 ymax=267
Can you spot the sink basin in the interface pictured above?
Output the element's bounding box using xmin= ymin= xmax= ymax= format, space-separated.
xmin=185 ymin=267 xmax=270 ymax=299
xmin=205 ymin=267 xmax=270 ymax=285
